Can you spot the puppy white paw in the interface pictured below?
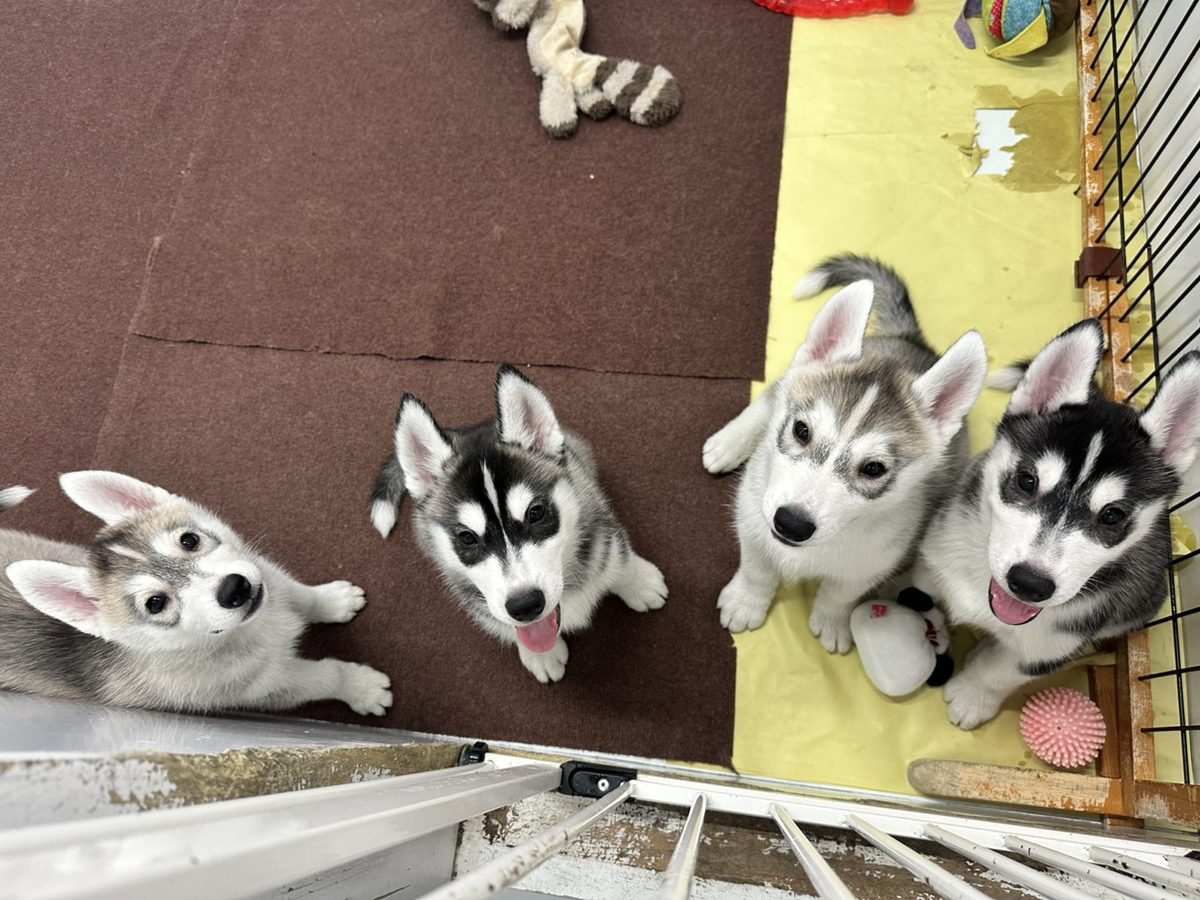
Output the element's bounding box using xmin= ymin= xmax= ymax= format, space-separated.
xmin=340 ymin=663 xmax=393 ymax=716
xmin=943 ymin=674 xmax=1002 ymax=730
xmin=316 ymin=580 xmax=367 ymax=623
xmin=718 ymin=580 xmax=770 ymax=633
xmin=618 ymin=556 xmax=668 ymax=612
xmin=519 ymin=637 xmax=569 ymax=684
xmin=703 ymin=423 xmax=754 ymax=474
xmin=809 ymin=605 xmax=854 ymax=655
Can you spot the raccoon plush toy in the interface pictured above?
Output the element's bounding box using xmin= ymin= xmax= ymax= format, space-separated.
xmin=474 ymin=0 xmax=682 ymax=138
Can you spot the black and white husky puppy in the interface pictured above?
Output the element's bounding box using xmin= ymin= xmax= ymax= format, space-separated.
xmin=1 ymin=472 xmax=392 ymax=715
xmin=916 ymin=320 xmax=1200 ymax=729
xmin=703 ymin=256 xmax=988 ymax=653
xmin=370 ymin=364 xmax=667 ymax=683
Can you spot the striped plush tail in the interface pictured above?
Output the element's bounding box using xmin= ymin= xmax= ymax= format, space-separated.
xmin=0 ymin=485 xmax=34 ymax=514
xmin=794 ymin=254 xmax=926 ymax=345
xmin=589 ymin=58 xmax=682 ymax=127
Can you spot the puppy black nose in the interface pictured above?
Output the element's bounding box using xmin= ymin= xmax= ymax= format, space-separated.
xmin=217 ymin=574 xmax=254 ymax=609
xmin=1007 ymin=564 xmax=1056 ymax=604
xmin=773 ymin=506 xmax=816 ymax=544
xmin=505 ymin=588 xmax=546 ymax=623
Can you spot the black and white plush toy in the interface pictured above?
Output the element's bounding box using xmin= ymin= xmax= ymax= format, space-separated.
xmin=474 ymin=0 xmax=682 ymax=138
xmin=850 ymin=588 xmax=954 ymax=698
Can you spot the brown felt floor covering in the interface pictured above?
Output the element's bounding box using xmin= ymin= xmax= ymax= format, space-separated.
xmin=1 ymin=0 xmax=790 ymax=765
xmin=0 ymin=0 xmax=236 ymax=542
xmin=129 ymin=0 xmax=785 ymax=380
xmin=90 ymin=339 xmax=743 ymax=762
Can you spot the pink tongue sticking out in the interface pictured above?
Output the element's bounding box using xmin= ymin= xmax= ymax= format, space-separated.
xmin=989 ymin=578 xmax=1042 ymax=625
xmin=515 ymin=607 xmax=560 ymax=653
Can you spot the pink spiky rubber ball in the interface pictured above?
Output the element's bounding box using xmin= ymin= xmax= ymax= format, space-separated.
xmin=1020 ymin=687 xmax=1107 ymax=768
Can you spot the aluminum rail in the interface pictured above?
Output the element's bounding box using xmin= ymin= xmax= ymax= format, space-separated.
xmin=770 ymin=803 xmax=856 ymax=900
xmin=0 ymin=762 xmax=560 ymax=900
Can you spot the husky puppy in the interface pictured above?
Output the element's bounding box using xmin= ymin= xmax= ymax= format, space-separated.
xmin=703 ymin=255 xmax=988 ymax=653
xmin=916 ymin=320 xmax=1200 ymax=729
xmin=1 ymin=472 xmax=392 ymax=715
xmin=370 ymin=364 xmax=667 ymax=683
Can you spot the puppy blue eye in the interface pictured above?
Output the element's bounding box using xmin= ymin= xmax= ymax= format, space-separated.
xmin=1099 ymin=505 xmax=1126 ymax=526
xmin=793 ymin=420 xmax=810 ymax=444
xmin=527 ymin=503 xmax=545 ymax=524
xmin=145 ymin=595 xmax=168 ymax=614
xmin=457 ymin=530 xmax=478 ymax=546
xmin=180 ymin=532 xmax=200 ymax=551
xmin=1017 ymin=472 xmax=1038 ymax=493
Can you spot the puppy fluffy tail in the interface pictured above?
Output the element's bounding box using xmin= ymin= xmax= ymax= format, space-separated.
xmin=987 ymin=363 xmax=1029 ymax=392
xmin=794 ymin=254 xmax=925 ymax=344
xmin=369 ymin=459 xmax=407 ymax=539
xmin=0 ymin=485 xmax=34 ymax=514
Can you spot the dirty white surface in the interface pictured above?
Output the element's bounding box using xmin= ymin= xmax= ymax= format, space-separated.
xmin=974 ymin=108 xmax=1022 ymax=176
xmin=0 ymin=757 xmax=179 ymax=828
xmin=0 ymin=691 xmax=433 ymax=757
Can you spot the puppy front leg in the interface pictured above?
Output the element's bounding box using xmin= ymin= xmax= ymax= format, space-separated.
xmin=267 ymin=563 xmax=367 ymax=624
xmin=703 ymin=384 xmax=778 ymax=474
xmin=260 ymin=658 xmax=393 ymax=716
xmin=809 ymin=577 xmax=875 ymax=655
xmin=611 ymin=550 xmax=668 ymax=613
xmin=943 ymin=638 xmax=1034 ymax=730
xmin=718 ymin=545 xmax=779 ymax=633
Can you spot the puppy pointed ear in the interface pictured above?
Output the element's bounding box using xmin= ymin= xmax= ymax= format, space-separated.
xmin=6 ymin=561 xmax=105 ymax=637
xmin=495 ymin=364 xmax=564 ymax=457
xmin=913 ymin=330 xmax=988 ymax=444
xmin=393 ymin=395 xmax=454 ymax=502
xmin=1141 ymin=352 xmax=1200 ymax=477
xmin=790 ymin=280 xmax=874 ymax=370
xmin=59 ymin=471 xmax=173 ymax=526
xmin=1006 ymin=319 xmax=1104 ymax=416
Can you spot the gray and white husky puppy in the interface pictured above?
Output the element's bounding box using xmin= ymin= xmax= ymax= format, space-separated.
xmin=915 ymin=320 xmax=1200 ymax=729
xmin=1 ymin=472 xmax=392 ymax=715
xmin=370 ymin=364 xmax=667 ymax=683
xmin=703 ymin=256 xmax=988 ymax=653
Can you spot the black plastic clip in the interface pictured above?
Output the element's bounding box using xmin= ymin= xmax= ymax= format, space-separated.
xmin=458 ymin=741 xmax=489 ymax=765
xmin=558 ymin=762 xmax=637 ymax=798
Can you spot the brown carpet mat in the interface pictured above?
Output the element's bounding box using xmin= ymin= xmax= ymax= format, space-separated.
xmin=0 ymin=0 xmax=234 ymax=541
xmin=91 ymin=338 xmax=743 ymax=763
xmin=128 ymin=0 xmax=788 ymax=380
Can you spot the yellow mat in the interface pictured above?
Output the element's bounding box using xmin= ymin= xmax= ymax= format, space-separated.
xmin=732 ymin=2 xmax=1113 ymax=794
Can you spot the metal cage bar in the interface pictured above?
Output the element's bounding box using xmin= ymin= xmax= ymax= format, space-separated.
xmin=923 ymin=825 xmax=1095 ymax=900
xmin=656 ymin=794 xmax=708 ymax=899
xmin=1087 ymin=846 xmax=1200 ymax=894
xmin=422 ymin=780 xmax=634 ymax=900
xmin=845 ymin=815 xmax=990 ymax=900
xmin=1005 ymin=837 xmax=1191 ymax=900
xmin=770 ymin=803 xmax=856 ymax=900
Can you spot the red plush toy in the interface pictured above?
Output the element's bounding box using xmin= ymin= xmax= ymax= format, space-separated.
xmin=751 ymin=0 xmax=913 ymax=18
